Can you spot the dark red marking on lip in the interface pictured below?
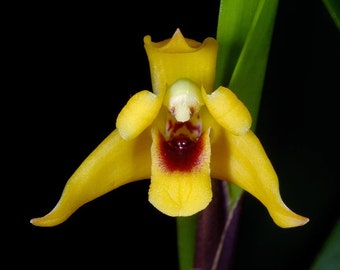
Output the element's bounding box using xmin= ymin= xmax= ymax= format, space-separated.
xmin=158 ymin=133 xmax=204 ymax=172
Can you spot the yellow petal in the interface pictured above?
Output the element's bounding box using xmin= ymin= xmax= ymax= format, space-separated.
xmin=116 ymin=90 xmax=163 ymax=140
xmin=211 ymin=130 xmax=309 ymax=228
xmin=148 ymin=128 xmax=212 ymax=216
xmin=202 ymin=86 xmax=252 ymax=135
xmin=144 ymin=28 xmax=218 ymax=95
xmin=30 ymin=129 xmax=151 ymax=227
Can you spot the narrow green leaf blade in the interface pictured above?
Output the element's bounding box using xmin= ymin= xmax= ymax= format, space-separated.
xmin=310 ymin=219 xmax=340 ymax=270
xmin=215 ymin=0 xmax=260 ymax=86
xmin=229 ymin=0 xmax=279 ymax=127
xmin=323 ymin=0 xmax=340 ymax=30
xmin=221 ymin=0 xmax=278 ymax=206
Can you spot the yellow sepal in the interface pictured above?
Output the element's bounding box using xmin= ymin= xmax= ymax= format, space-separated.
xmin=116 ymin=90 xmax=163 ymax=140
xmin=144 ymin=28 xmax=218 ymax=95
xmin=211 ymin=129 xmax=309 ymax=228
xmin=202 ymin=86 xmax=252 ymax=135
xmin=30 ymin=129 xmax=152 ymax=227
xmin=148 ymin=128 xmax=212 ymax=216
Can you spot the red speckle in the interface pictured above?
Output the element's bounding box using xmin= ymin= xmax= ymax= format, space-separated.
xmin=158 ymin=133 xmax=204 ymax=172
xmin=172 ymin=121 xmax=201 ymax=134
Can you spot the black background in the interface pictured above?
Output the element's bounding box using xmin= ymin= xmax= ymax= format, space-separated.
xmin=6 ymin=0 xmax=339 ymax=269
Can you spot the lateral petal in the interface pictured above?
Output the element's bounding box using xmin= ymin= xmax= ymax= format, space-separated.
xmin=202 ymin=86 xmax=252 ymax=135
xmin=148 ymin=128 xmax=212 ymax=216
xmin=211 ymin=130 xmax=309 ymax=228
xmin=31 ymin=129 xmax=152 ymax=227
xmin=116 ymin=90 xmax=163 ymax=140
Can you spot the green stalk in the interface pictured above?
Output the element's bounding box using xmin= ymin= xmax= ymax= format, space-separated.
xmin=176 ymin=216 xmax=198 ymax=270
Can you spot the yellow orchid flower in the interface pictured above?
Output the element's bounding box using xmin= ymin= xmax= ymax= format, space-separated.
xmin=31 ymin=29 xmax=309 ymax=229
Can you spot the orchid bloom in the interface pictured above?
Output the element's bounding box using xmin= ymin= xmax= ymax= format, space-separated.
xmin=31 ymin=29 xmax=309 ymax=228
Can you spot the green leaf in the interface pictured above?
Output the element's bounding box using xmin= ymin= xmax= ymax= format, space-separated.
xmin=323 ymin=0 xmax=340 ymax=30
xmin=310 ymin=219 xmax=340 ymax=270
xmin=215 ymin=0 xmax=260 ymax=86
xmin=228 ymin=0 xmax=278 ymax=125
xmin=216 ymin=0 xmax=278 ymax=207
